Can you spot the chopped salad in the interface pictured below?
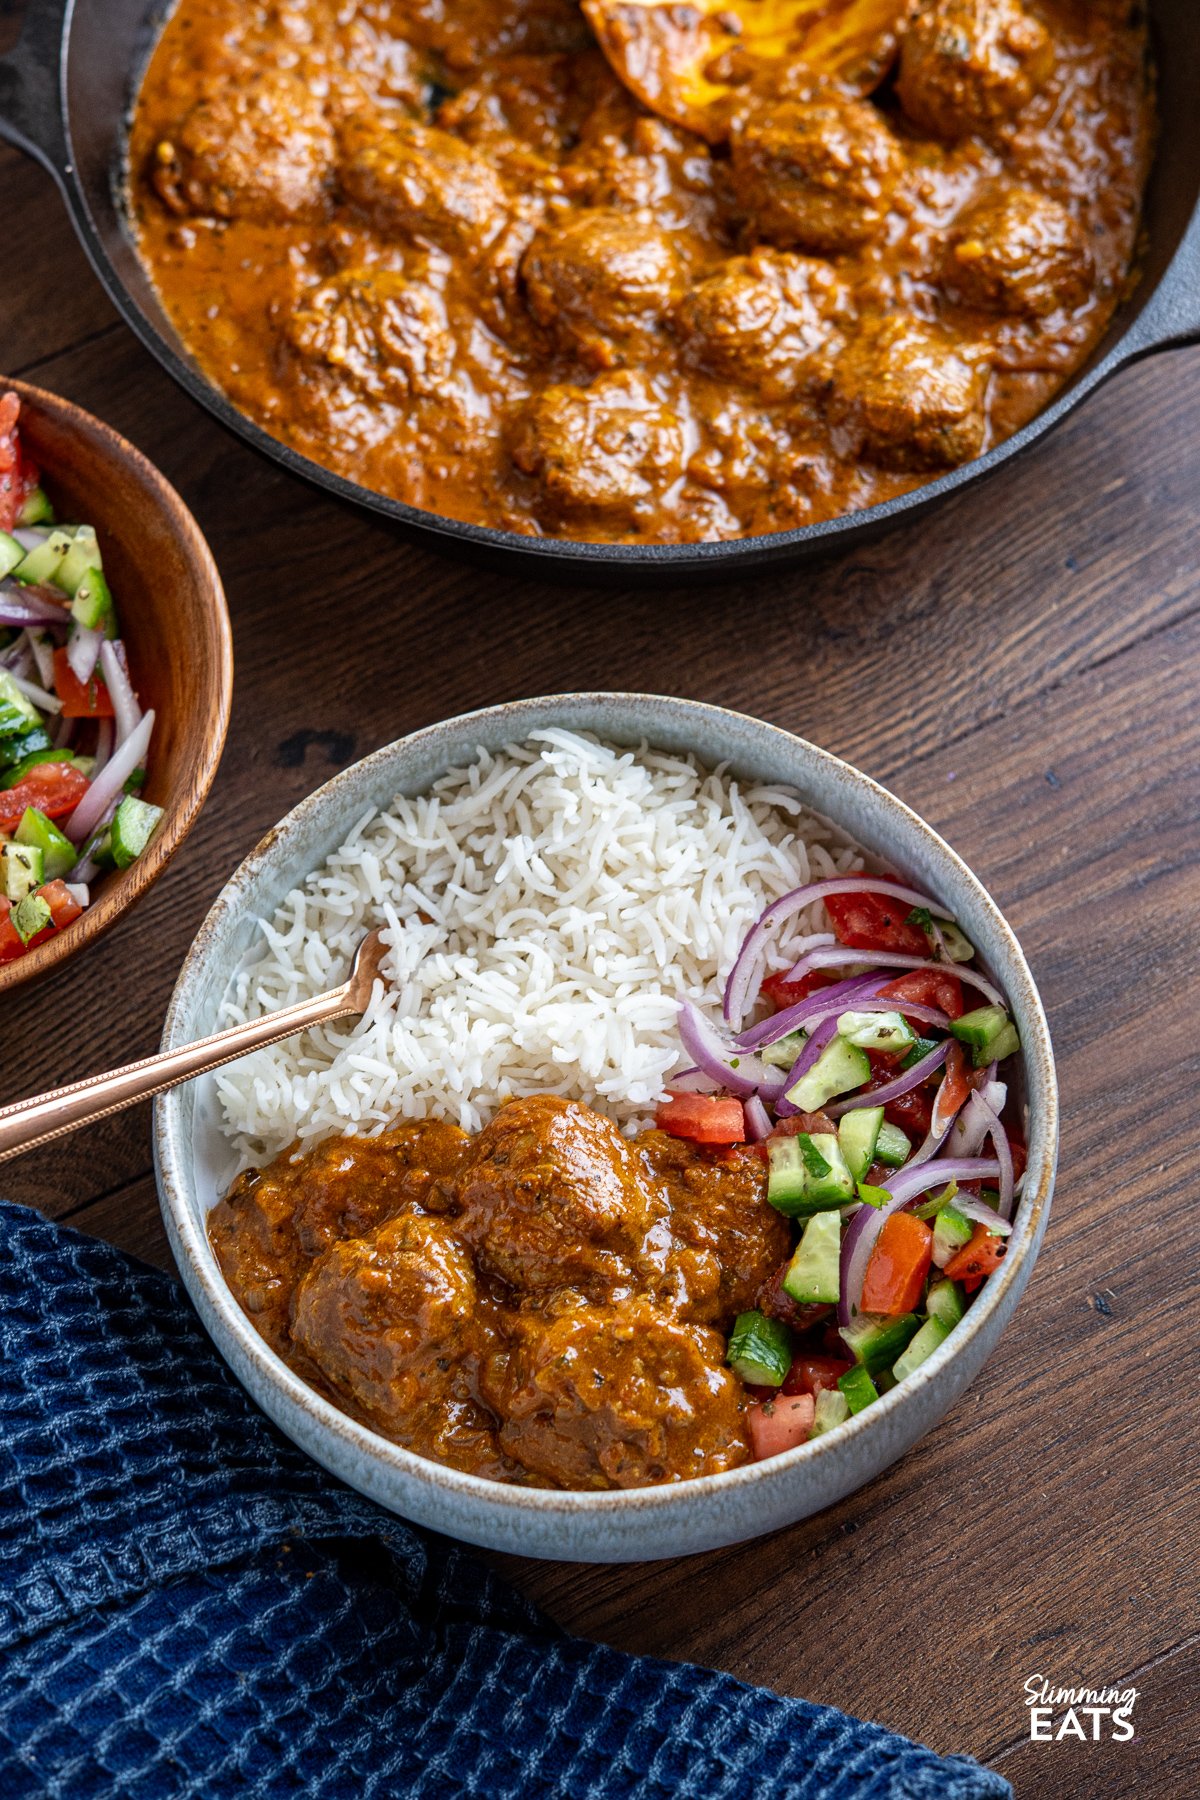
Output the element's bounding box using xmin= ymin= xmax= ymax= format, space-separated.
xmin=0 ymin=393 xmax=163 ymax=961
xmin=658 ymin=873 xmax=1027 ymax=1460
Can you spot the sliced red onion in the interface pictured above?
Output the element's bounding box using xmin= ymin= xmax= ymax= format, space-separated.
xmin=9 ymin=669 xmax=60 ymax=713
xmin=827 ymin=1040 xmax=948 ymax=1118
xmin=773 ymin=1015 xmax=839 ymax=1117
xmin=949 ymin=1080 xmax=1007 ymax=1157
xmin=92 ymin=717 xmax=113 ymax=778
xmin=66 ymin=851 xmax=101 ymax=885
xmin=0 ymin=592 xmax=70 ymax=630
xmin=67 ymin=623 xmax=105 ymax=685
xmin=677 ymin=1001 xmax=783 ymax=1100
xmin=52 ymin=712 xmax=75 ymax=751
xmin=781 ymin=945 xmax=1006 ymax=1007
xmin=837 ymin=1156 xmax=1002 ymax=1328
xmin=723 ymin=876 xmax=955 ymax=1028
xmin=12 ymin=527 xmax=48 ymax=552
xmin=743 ymin=1095 xmax=772 ymax=1141
xmin=664 ymin=1065 xmax=720 ymax=1094
xmin=969 ymin=1090 xmax=1015 ymax=1219
xmin=954 ymin=1193 xmax=1013 ymax=1236
xmin=64 ymin=882 xmax=90 ymax=910
xmin=99 ymin=639 xmax=142 ymax=748
xmin=27 ymin=629 xmax=55 ymax=689
xmin=736 ymin=973 xmax=886 ymax=1049
xmin=64 ymin=708 xmax=154 ymax=845
xmin=1 ymin=637 xmax=32 ymax=677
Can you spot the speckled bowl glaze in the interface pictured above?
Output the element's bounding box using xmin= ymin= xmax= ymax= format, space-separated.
xmin=154 ymin=695 xmax=1057 ymax=1563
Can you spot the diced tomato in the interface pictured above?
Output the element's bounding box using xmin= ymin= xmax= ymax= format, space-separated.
xmin=881 ymin=1084 xmax=934 ymax=1139
xmin=0 ymin=900 xmax=24 ymax=962
xmin=932 ymin=1040 xmax=973 ymax=1134
xmin=877 ymin=967 xmax=964 ymax=1021
xmin=0 ymin=392 xmax=39 ymax=533
xmin=655 ymin=1091 xmax=746 ymax=1145
xmin=1008 ymin=1135 xmax=1027 ymax=1183
xmin=0 ymin=761 xmax=89 ymax=832
xmin=52 ymin=646 xmax=115 ymax=719
xmin=824 ymin=888 xmax=931 ymax=958
xmin=761 ymin=967 xmax=837 ymax=1011
xmin=746 ymin=1392 xmax=815 ymax=1460
xmin=783 ymin=1355 xmax=853 ymax=1398
xmin=769 ymin=1109 xmax=836 ymax=1139
xmin=861 ymin=1211 xmax=934 ymax=1315
xmin=943 ymin=1223 xmax=1008 ymax=1293
xmin=39 ymin=879 xmax=83 ymax=931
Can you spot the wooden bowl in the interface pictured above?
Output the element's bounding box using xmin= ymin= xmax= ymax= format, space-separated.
xmin=0 ymin=377 xmax=232 ymax=993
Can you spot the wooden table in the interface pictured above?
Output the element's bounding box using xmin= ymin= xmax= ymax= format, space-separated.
xmin=2 ymin=121 xmax=1197 ymax=1800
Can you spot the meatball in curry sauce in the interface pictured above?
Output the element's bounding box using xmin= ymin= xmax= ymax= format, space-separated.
xmin=131 ymin=0 xmax=1153 ymax=543
xmin=210 ymin=1094 xmax=793 ymax=1488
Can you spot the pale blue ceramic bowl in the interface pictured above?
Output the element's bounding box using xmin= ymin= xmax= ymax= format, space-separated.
xmin=154 ymin=695 xmax=1057 ymax=1563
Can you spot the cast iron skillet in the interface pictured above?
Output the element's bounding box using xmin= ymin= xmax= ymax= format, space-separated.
xmin=1 ymin=0 xmax=1198 ymax=584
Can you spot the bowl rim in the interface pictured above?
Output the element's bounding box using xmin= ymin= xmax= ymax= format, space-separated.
xmin=155 ymin=692 xmax=1058 ymax=1520
xmin=0 ymin=376 xmax=234 ymax=993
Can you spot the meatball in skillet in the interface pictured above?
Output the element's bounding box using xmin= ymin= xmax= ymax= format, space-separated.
xmin=339 ymin=115 xmax=509 ymax=259
xmin=673 ymin=250 xmax=850 ymax=400
xmin=896 ymin=0 xmax=1055 ymax=142
xmin=522 ymin=208 xmax=685 ymax=367
xmin=729 ymin=96 xmax=903 ymax=255
xmin=827 ymin=316 xmax=989 ymax=470
xmin=942 ymin=185 xmax=1093 ymax=317
xmin=511 ymin=371 xmax=685 ymax=531
xmin=152 ymin=68 xmax=335 ymax=222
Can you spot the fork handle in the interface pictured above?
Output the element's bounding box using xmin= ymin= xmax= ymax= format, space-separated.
xmin=0 ymin=981 xmax=357 ymax=1162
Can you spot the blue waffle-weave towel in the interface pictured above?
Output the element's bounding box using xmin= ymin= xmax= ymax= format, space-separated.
xmin=0 ymin=1201 xmax=1011 ymax=1799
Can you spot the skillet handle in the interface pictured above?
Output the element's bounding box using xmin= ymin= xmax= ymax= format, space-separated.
xmin=0 ymin=0 xmax=72 ymax=179
xmin=1115 ymin=208 xmax=1200 ymax=360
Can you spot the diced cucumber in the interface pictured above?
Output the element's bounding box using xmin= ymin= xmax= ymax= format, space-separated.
xmin=110 ymin=795 xmax=164 ymax=869
xmin=767 ymin=1132 xmax=854 ymax=1217
xmin=926 ymin=1278 xmax=966 ymax=1330
xmin=12 ymin=892 xmax=51 ymax=944
xmin=837 ymin=1009 xmax=917 ymax=1055
xmin=932 ymin=1202 xmax=974 ymax=1269
xmin=838 ymin=1104 xmax=883 ymax=1182
xmin=782 ymin=1209 xmax=842 ymax=1306
xmin=0 ymin=724 xmax=53 ymax=771
xmin=15 ymin=807 xmax=77 ymax=880
xmin=810 ymin=1388 xmax=850 ymax=1437
xmin=786 ymin=1036 xmax=870 ymax=1112
xmin=938 ymin=922 xmax=975 ymax=964
xmin=0 ymin=529 xmax=24 ymax=579
xmin=874 ymin=1121 xmax=911 ymax=1167
xmin=1 ymin=841 xmax=43 ymax=902
xmin=840 ymin=1311 xmax=921 ymax=1374
xmin=837 ymin=1364 xmax=880 ymax=1415
xmin=0 ymin=670 xmax=42 ymax=736
xmin=950 ymin=1004 xmax=1021 ymax=1068
xmin=71 ymin=565 xmax=116 ymax=634
xmin=900 ymin=1034 xmax=941 ymax=1071
xmin=761 ymin=1029 xmax=807 ymax=1071
xmin=984 ymin=1022 xmax=1020 ymax=1065
xmin=726 ymin=1310 xmax=792 ymax=1387
xmin=17 ymin=486 xmax=54 ymax=528
xmin=11 ymin=526 xmax=74 ymax=588
xmin=892 ymin=1315 xmax=951 ymax=1382
xmin=55 ymin=525 xmax=101 ymax=598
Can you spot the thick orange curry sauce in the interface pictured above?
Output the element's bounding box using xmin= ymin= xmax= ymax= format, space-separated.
xmin=209 ymin=1095 xmax=799 ymax=1488
xmin=129 ymin=0 xmax=1153 ymax=543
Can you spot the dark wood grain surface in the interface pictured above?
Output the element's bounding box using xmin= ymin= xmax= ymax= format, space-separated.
xmin=2 ymin=125 xmax=1197 ymax=1800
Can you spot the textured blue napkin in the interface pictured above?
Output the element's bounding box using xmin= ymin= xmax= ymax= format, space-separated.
xmin=0 ymin=1200 xmax=1011 ymax=1799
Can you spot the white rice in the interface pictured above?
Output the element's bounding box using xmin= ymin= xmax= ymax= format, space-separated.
xmin=215 ymin=729 xmax=862 ymax=1165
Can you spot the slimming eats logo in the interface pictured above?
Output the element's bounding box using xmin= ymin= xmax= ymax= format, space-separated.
xmin=1024 ymin=1674 xmax=1138 ymax=1742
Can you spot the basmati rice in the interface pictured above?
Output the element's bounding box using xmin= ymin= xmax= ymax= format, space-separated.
xmin=215 ymin=730 xmax=862 ymax=1164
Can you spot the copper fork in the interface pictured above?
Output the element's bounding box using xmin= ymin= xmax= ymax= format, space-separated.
xmin=0 ymin=928 xmax=389 ymax=1162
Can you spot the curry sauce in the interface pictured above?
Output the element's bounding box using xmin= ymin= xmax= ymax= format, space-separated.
xmin=130 ymin=0 xmax=1153 ymax=542
xmin=209 ymin=1094 xmax=795 ymax=1487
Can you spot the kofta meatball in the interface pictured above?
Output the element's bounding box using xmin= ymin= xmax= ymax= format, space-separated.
xmin=638 ymin=1131 xmax=792 ymax=1326
xmin=896 ymin=0 xmax=1055 ymax=142
xmin=152 ymin=69 xmax=334 ymax=222
xmin=483 ymin=1297 xmax=748 ymax=1487
xmin=729 ymin=98 xmax=903 ymax=255
xmin=511 ymin=371 xmax=685 ymax=529
xmin=286 ymin=266 xmax=458 ymax=403
xmin=455 ymin=1094 xmax=669 ymax=1296
xmin=522 ymin=208 xmax=684 ymax=366
xmin=941 ymin=185 xmax=1093 ymax=317
xmin=291 ymin=1213 xmax=502 ymax=1469
xmin=339 ymin=116 xmax=509 ymax=259
xmin=827 ymin=316 xmax=989 ymax=469
xmin=208 ymin=1120 xmax=469 ymax=1355
xmin=673 ymin=250 xmax=850 ymax=400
